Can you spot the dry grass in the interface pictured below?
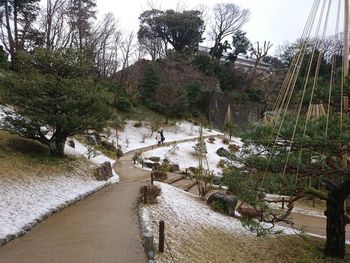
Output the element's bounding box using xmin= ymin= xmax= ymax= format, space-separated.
xmin=157 ymin=228 xmax=350 ymax=263
xmin=0 ymin=131 xmax=75 ymax=177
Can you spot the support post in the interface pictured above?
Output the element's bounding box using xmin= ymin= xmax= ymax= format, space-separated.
xmin=282 ymin=197 xmax=285 ymax=209
xmin=159 ymin=220 xmax=165 ymax=253
xmin=151 ymin=172 xmax=154 ymax=186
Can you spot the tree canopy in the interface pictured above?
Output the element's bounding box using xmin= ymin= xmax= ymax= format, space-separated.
xmin=138 ymin=9 xmax=205 ymax=53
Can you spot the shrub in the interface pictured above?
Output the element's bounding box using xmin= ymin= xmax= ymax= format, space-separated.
xmin=115 ymin=148 xmax=123 ymax=159
xmin=228 ymin=144 xmax=240 ymax=153
xmin=208 ymin=136 xmax=216 ymax=143
xmin=140 ymin=185 xmax=161 ymax=204
xmin=222 ymin=138 xmax=230 ymax=144
xmin=134 ymin=121 xmax=142 ymax=128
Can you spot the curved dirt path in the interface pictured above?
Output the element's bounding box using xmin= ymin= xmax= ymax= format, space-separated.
xmin=0 ymin=151 xmax=154 ymax=263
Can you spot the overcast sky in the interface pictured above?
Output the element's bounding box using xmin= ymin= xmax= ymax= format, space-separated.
xmin=94 ymin=0 xmax=327 ymax=55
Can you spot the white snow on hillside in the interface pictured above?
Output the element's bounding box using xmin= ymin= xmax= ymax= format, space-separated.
xmin=108 ymin=121 xmax=223 ymax=153
xmin=143 ymin=136 xmax=242 ymax=176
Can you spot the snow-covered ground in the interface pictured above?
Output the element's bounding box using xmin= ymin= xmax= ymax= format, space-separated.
xmin=0 ymin=138 xmax=120 ymax=243
xmin=143 ymin=136 xmax=242 ymax=176
xmin=140 ymin=183 xmax=296 ymax=262
xmin=0 ymin=160 xmax=117 ymax=243
xmin=107 ymin=121 xmax=223 ymax=153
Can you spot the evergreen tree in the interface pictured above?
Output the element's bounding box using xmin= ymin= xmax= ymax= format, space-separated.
xmin=227 ymin=115 xmax=350 ymax=258
xmin=0 ymin=48 xmax=111 ymax=157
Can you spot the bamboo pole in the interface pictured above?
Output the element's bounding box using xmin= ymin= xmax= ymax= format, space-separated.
xmin=343 ymin=0 xmax=349 ymax=168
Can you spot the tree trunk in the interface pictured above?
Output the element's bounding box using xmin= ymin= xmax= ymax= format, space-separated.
xmin=49 ymin=136 xmax=67 ymax=157
xmin=324 ymin=191 xmax=346 ymax=258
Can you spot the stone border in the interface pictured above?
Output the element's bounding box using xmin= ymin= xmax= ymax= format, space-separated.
xmin=0 ymin=181 xmax=116 ymax=247
xmin=137 ymin=199 xmax=156 ymax=263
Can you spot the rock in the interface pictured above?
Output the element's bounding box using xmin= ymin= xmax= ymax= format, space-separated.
xmin=216 ymin=147 xmax=230 ymax=158
xmin=346 ymin=197 xmax=350 ymax=214
xmin=143 ymin=160 xmax=155 ymax=169
xmin=143 ymin=231 xmax=154 ymax=253
xmin=147 ymin=251 xmax=155 ymax=260
xmin=170 ymin=163 xmax=180 ymax=172
xmin=95 ymin=161 xmax=113 ymax=181
xmin=207 ymin=191 xmax=238 ymax=216
xmin=148 ymin=156 xmax=160 ymax=163
xmin=68 ymin=140 xmax=75 ymax=148
xmin=152 ymin=171 xmax=168 ymax=182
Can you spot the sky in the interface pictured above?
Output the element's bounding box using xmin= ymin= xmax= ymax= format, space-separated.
xmin=96 ymin=0 xmax=315 ymax=55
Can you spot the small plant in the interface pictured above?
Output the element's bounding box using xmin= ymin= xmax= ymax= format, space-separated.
xmin=168 ymin=144 xmax=179 ymax=154
xmin=134 ymin=121 xmax=143 ymax=128
xmin=222 ymin=138 xmax=230 ymax=145
xmin=115 ymin=147 xmax=123 ymax=159
xmin=228 ymin=144 xmax=240 ymax=153
xmin=86 ymin=145 xmax=99 ymax=159
xmin=125 ymin=137 xmax=129 ymax=148
xmin=141 ymin=134 xmax=147 ymax=143
xmin=193 ymin=137 xmax=207 ymax=156
xmin=208 ymin=136 xmax=216 ymax=143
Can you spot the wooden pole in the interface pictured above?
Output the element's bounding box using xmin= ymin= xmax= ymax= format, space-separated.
xmin=159 ymin=220 xmax=165 ymax=253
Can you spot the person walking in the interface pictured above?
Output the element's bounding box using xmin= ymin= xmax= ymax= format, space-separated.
xmin=155 ymin=131 xmax=162 ymax=146
xmin=160 ymin=129 xmax=165 ymax=145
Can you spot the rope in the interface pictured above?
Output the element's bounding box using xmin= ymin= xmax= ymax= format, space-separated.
xmin=260 ymin=0 xmax=322 ymax=187
xmin=283 ymin=0 xmax=332 ymax=178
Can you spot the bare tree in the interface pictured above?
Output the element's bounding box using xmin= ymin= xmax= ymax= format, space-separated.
xmin=246 ymin=40 xmax=273 ymax=89
xmin=89 ymin=13 xmax=121 ymax=78
xmin=210 ymin=3 xmax=250 ymax=58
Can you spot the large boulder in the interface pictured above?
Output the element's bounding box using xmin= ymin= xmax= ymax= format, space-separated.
xmin=95 ymin=161 xmax=113 ymax=181
xmin=216 ymin=147 xmax=230 ymax=158
xmin=148 ymin=156 xmax=160 ymax=163
xmin=207 ymin=191 xmax=238 ymax=216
